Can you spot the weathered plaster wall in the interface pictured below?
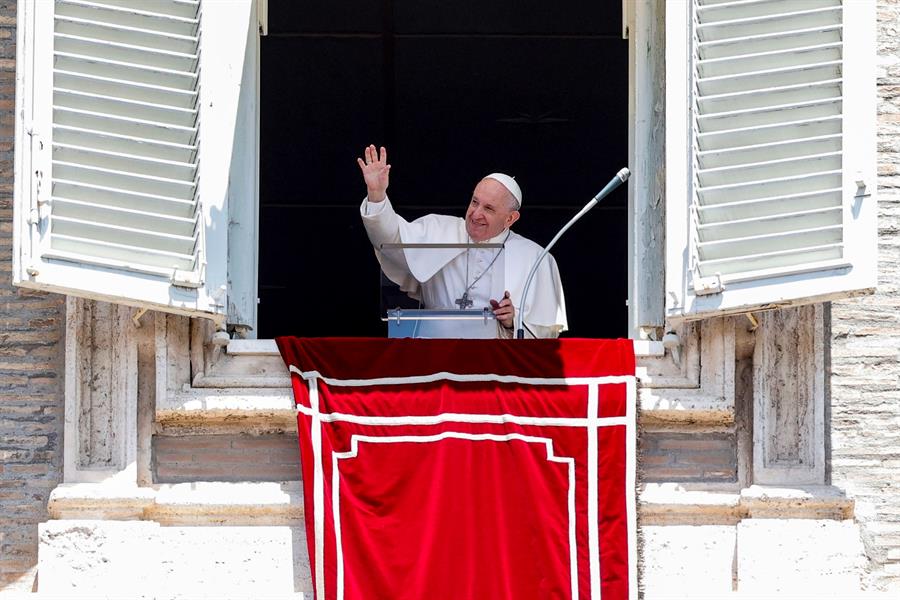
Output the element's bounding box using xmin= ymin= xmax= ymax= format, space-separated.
xmin=0 ymin=0 xmax=66 ymax=591
xmin=829 ymin=0 xmax=900 ymax=591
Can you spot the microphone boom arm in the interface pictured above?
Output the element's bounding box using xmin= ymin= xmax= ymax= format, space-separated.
xmin=514 ymin=167 xmax=631 ymax=339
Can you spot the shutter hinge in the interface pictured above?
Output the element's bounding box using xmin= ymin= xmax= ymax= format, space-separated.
xmin=170 ymin=268 xmax=202 ymax=289
xmin=692 ymin=271 xmax=724 ymax=296
xmin=211 ymin=284 xmax=227 ymax=309
xmin=28 ymin=167 xmax=50 ymax=226
xmin=855 ymin=172 xmax=872 ymax=200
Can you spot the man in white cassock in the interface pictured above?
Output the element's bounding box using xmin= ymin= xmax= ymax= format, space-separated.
xmin=358 ymin=145 xmax=567 ymax=339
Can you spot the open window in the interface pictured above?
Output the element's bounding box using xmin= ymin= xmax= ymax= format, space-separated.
xmin=14 ymin=0 xmax=878 ymax=340
xmin=15 ymin=0 xmax=631 ymax=340
xmin=13 ymin=0 xmax=260 ymax=327
xmin=256 ymin=1 xmax=630 ymax=339
xmin=665 ymin=0 xmax=877 ymax=321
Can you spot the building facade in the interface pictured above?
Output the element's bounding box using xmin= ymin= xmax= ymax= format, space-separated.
xmin=1 ymin=0 xmax=899 ymax=596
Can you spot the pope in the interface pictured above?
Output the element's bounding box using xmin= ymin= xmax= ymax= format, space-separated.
xmin=358 ymin=145 xmax=567 ymax=339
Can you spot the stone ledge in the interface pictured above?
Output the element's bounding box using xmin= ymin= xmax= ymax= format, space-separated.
xmin=159 ymin=382 xmax=732 ymax=430
xmin=740 ymin=484 xmax=854 ymax=520
xmin=166 ymin=336 xmax=724 ymax=427
xmin=44 ymin=484 xmax=157 ymax=521
xmin=640 ymin=483 xmax=742 ymax=525
xmin=156 ymin=388 xmax=297 ymax=432
xmin=643 ymin=591 xmax=894 ymax=599
xmin=639 ymin=389 xmax=733 ymax=425
xmin=226 ymin=338 xmax=666 ymax=357
xmin=157 ymin=388 xmax=733 ymax=429
xmin=48 ymin=481 xmax=303 ymax=525
xmin=51 ymin=481 xmax=850 ymax=528
xmin=640 ymin=484 xmax=854 ymax=525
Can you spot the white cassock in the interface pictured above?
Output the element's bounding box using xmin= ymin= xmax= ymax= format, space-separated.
xmin=361 ymin=197 xmax=568 ymax=339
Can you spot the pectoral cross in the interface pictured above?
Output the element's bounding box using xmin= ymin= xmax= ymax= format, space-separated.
xmin=454 ymin=292 xmax=473 ymax=310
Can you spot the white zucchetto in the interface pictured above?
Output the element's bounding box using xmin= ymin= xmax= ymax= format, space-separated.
xmin=484 ymin=173 xmax=522 ymax=207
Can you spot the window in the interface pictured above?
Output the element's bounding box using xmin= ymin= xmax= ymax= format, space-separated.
xmin=257 ymin=1 xmax=629 ymax=338
xmin=13 ymin=0 xmax=877 ymax=338
xmin=665 ymin=0 xmax=877 ymax=321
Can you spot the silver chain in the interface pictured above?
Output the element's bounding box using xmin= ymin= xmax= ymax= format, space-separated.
xmin=460 ymin=230 xmax=511 ymax=305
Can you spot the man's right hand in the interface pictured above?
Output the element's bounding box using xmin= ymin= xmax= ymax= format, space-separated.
xmin=357 ymin=145 xmax=390 ymax=203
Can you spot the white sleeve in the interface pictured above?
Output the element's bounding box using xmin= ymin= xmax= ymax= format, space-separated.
xmin=501 ymin=321 xmax=560 ymax=340
xmin=360 ymin=195 xmax=401 ymax=248
xmin=496 ymin=313 xmax=562 ymax=340
xmin=525 ymin=322 xmax=562 ymax=339
xmin=363 ymin=197 xmax=389 ymax=216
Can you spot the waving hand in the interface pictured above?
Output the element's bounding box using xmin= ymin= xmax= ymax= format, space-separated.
xmin=357 ymin=145 xmax=390 ymax=203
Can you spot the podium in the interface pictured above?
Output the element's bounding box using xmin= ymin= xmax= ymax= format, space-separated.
xmin=379 ymin=242 xmax=505 ymax=338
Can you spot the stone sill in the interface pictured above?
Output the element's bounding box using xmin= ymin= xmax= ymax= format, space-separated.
xmin=157 ymin=388 xmax=297 ymax=432
xmin=49 ymin=482 xmax=851 ymax=526
xmin=643 ymin=595 xmax=896 ymax=600
xmin=48 ymin=481 xmax=303 ymax=525
xmin=159 ymin=389 xmax=733 ymax=429
xmin=640 ymin=484 xmax=854 ymax=525
xmin=160 ymin=339 xmax=727 ymax=429
xmin=638 ymin=389 xmax=732 ymax=425
xmin=225 ymin=338 xmax=666 ymax=357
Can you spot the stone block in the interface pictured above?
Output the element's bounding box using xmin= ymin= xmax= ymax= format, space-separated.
xmin=641 ymin=525 xmax=736 ymax=597
xmin=736 ymin=519 xmax=865 ymax=594
xmin=38 ymin=520 xmax=311 ymax=597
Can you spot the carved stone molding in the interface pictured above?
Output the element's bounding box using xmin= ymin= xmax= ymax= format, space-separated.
xmin=639 ymin=317 xmax=736 ymax=425
xmin=64 ymin=298 xmax=137 ymax=483
xmin=753 ymin=304 xmax=825 ymax=485
xmin=157 ymin=318 xmax=736 ymax=428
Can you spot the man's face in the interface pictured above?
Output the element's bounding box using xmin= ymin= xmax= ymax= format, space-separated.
xmin=465 ymin=178 xmax=521 ymax=242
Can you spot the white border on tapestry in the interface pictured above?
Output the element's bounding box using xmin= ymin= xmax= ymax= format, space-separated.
xmin=333 ymin=433 xmax=578 ymax=600
xmin=296 ymin=403 xmax=629 ymax=428
xmin=309 ymin=377 xmax=326 ymax=597
xmin=290 ymin=365 xmax=633 ymax=388
xmin=296 ymin=369 xmax=638 ymax=600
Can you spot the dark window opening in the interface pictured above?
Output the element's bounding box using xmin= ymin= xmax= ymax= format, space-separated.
xmin=259 ymin=1 xmax=628 ymax=338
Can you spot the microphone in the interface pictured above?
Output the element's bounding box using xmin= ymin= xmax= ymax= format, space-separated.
xmin=515 ymin=168 xmax=631 ymax=339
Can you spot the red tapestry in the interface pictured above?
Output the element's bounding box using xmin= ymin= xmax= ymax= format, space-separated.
xmin=277 ymin=338 xmax=637 ymax=600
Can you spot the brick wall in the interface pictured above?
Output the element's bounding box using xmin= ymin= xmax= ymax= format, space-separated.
xmin=0 ymin=0 xmax=66 ymax=592
xmin=153 ymin=434 xmax=300 ymax=483
xmin=830 ymin=0 xmax=900 ymax=591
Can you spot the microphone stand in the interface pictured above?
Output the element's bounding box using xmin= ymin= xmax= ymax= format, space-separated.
xmin=515 ymin=168 xmax=631 ymax=339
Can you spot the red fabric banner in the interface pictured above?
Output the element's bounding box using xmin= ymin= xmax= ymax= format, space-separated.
xmin=277 ymin=338 xmax=637 ymax=600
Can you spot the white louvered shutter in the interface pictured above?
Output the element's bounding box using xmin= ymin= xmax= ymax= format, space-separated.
xmin=665 ymin=0 xmax=877 ymax=321
xmin=13 ymin=0 xmax=258 ymax=325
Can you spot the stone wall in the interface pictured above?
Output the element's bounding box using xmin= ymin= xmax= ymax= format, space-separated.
xmin=153 ymin=434 xmax=300 ymax=483
xmin=829 ymin=0 xmax=900 ymax=591
xmin=0 ymin=0 xmax=66 ymax=591
xmin=640 ymin=431 xmax=737 ymax=483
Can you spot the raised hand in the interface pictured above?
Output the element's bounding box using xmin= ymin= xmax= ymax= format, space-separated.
xmin=357 ymin=145 xmax=390 ymax=203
